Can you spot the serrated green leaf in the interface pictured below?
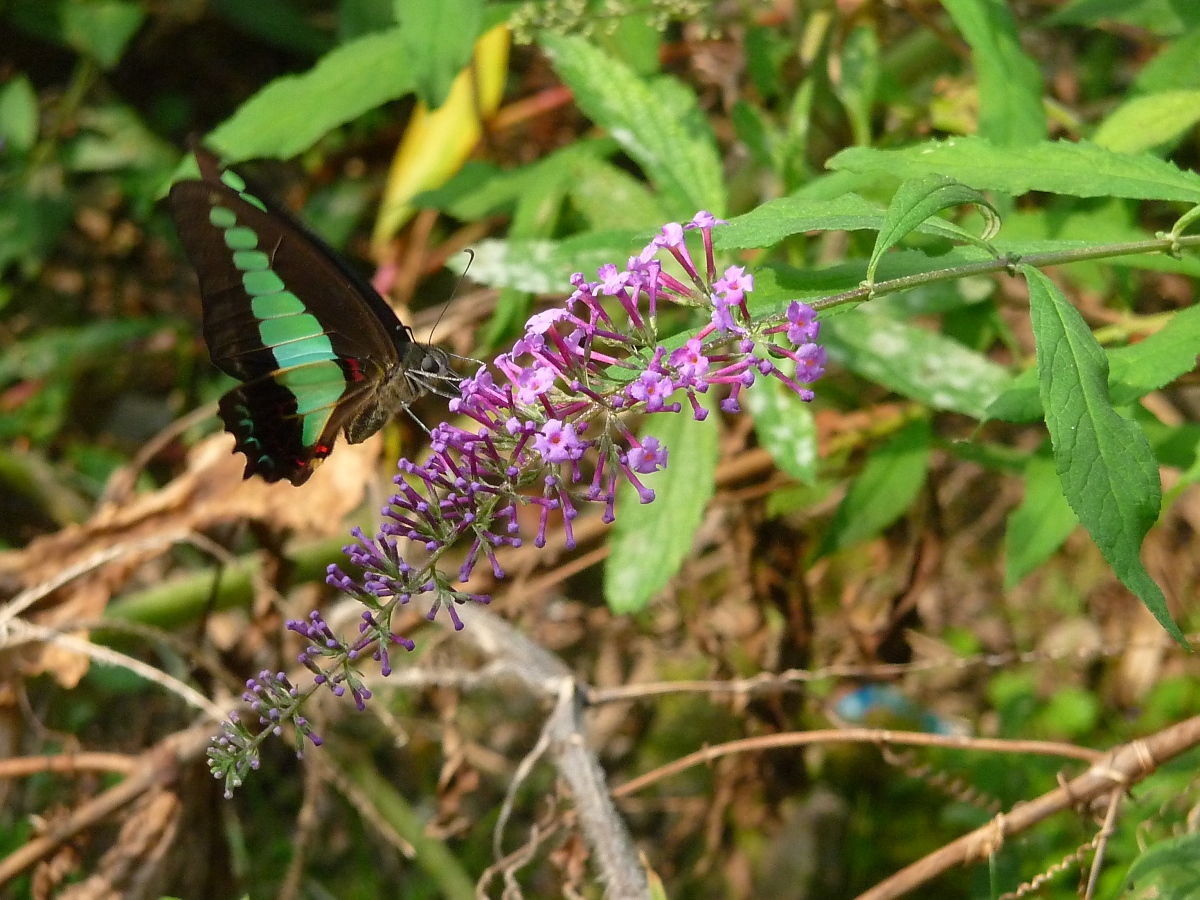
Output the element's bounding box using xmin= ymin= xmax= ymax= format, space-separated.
xmin=61 ymin=0 xmax=145 ymax=69
xmin=1004 ymin=449 xmax=1078 ymax=587
xmin=817 ymin=418 xmax=931 ymax=557
xmin=942 ymin=0 xmax=1046 ymax=147
xmin=822 ymin=309 xmax=1013 ymax=419
xmin=987 ymin=302 xmax=1200 ymax=422
xmin=1024 ymin=265 xmax=1185 ymax=645
xmin=714 ymin=192 xmax=991 ymax=252
xmin=395 ymin=0 xmax=483 ymax=108
xmin=1094 ymin=90 xmax=1200 ymax=154
xmin=539 ymin=32 xmax=725 ymax=218
xmin=604 ymin=398 xmax=719 ymax=613
xmin=829 ymin=137 xmax=1200 ymax=203
xmin=744 ymin=362 xmax=818 ymax=485
xmin=207 ymin=28 xmax=414 ymax=162
xmin=0 ymin=75 xmax=38 ymax=153
xmin=867 ymin=175 xmax=1000 ymax=283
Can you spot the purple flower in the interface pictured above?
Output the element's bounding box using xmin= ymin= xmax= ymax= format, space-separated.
xmin=795 ymin=342 xmax=827 ymax=382
xmin=627 ymin=369 xmax=674 ymax=411
xmin=628 ymin=436 xmax=668 ymax=473
xmin=786 ymin=301 xmax=820 ymax=344
xmin=534 ymin=419 xmax=585 ymax=463
xmin=514 ymin=363 xmax=557 ymax=404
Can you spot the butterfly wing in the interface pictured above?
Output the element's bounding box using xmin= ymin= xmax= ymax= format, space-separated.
xmin=169 ymin=148 xmax=408 ymax=484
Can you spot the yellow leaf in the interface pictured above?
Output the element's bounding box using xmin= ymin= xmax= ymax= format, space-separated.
xmin=371 ymin=24 xmax=510 ymax=253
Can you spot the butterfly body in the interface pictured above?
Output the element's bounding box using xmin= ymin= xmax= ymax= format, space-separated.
xmin=169 ymin=148 xmax=453 ymax=485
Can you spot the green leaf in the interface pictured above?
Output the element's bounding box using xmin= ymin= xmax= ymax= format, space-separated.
xmin=867 ymin=175 xmax=1000 ymax=283
xmin=563 ymin=155 xmax=669 ymax=230
xmin=1049 ymin=0 xmax=1200 ymax=34
xmin=942 ymin=0 xmax=1046 ymax=147
xmin=604 ymin=398 xmax=719 ymax=613
xmin=1024 ymin=265 xmax=1185 ymax=645
xmin=539 ymin=32 xmax=726 ymax=217
xmin=744 ymin=362 xmax=818 ymax=485
xmin=986 ymin=302 xmax=1200 ymax=422
xmin=1108 ymin=304 xmax=1200 ymax=405
xmin=1093 ymin=90 xmax=1200 ymax=154
xmin=1125 ymin=832 xmax=1200 ymax=892
xmin=0 ymin=75 xmax=38 ymax=153
xmin=483 ymin=153 xmax=568 ymax=347
xmin=1004 ymin=449 xmax=1078 ymax=587
xmin=821 ymin=309 xmax=1014 ymax=419
xmin=833 ymin=25 xmax=879 ymax=146
xmin=817 ymin=418 xmax=931 ymax=558
xmin=395 ymin=0 xmax=483 ymax=108
xmin=449 ymin=231 xmax=643 ymax=293
xmin=60 ymin=0 xmax=145 ymax=69
xmin=211 ymin=0 xmax=334 ymax=57
xmin=1133 ymin=28 xmax=1200 ymax=93
xmin=207 ymin=27 xmax=415 ymax=162
xmin=829 ymin=137 xmax=1200 ymax=203
xmin=715 ymin=192 xmax=992 ymax=252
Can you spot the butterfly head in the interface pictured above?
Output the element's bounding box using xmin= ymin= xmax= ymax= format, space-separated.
xmin=399 ymin=341 xmax=459 ymax=401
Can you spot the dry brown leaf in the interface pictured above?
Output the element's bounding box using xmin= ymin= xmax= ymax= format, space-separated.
xmin=1 ymin=431 xmax=382 ymax=685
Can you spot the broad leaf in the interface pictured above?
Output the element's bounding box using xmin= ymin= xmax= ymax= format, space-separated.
xmin=716 ymin=192 xmax=992 ymax=251
xmin=745 ymin=361 xmax=819 ymax=485
xmin=605 ymin=398 xmax=719 ymax=613
xmin=539 ymin=32 xmax=726 ymax=217
xmin=829 ymin=137 xmax=1200 ymax=204
xmin=822 ymin=309 xmax=1013 ymax=419
xmin=942 ymin=0 xmax=1046 ymax=147
xmin=395 ymin=0 xmax=483 ymax=108
xmin=1024 ymin=265 xmax=1185 ymax=644
xmin=208 ymin=28 xmax=415 ymax=162
xmin=1093 ymin=90 xmax=1200 ymax=155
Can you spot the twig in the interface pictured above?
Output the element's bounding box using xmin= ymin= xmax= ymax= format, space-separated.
xmin=854 ymin=721 xmax=1200 ymax=900
xmin=1084 ymin=788 xmax=1123 ymax=900
xmin=0 ymin=752 xmax=136 ymax=779
xmin=452 ymin=602 xmax=650 ymax=900
xmin=612 ymin=729 xmax=1103 ymax=798
xmin=3 ymin=618 xmax=226 ymax=721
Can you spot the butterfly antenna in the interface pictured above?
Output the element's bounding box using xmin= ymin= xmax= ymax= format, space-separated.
xmin=426 ymin=248 xmax=475 ymax=346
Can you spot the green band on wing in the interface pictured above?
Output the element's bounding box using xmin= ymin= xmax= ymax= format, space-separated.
xmin=272 ymin=337 xmax=338 ymax=368
xmin=281 ymin=362 xmax=345 ymax=416
xmin=224 ymin=226 xmax=258 ymax=250
xmin=209 ymin=206 xmax=237 ymax=228
xmin=301 ymin=408 xmax=334 ymax=446
xmin=241 ymin=193 xmax=268 ymax=212
xmin=221 ymin=170 xmax=247 ymax=192
xmin=243 ymin=269 xmax=286 ymax=295
xmin=233 ymin=249 xmax=270 ymax=271
xmin=259 ymin=313 xmax=326 ymax=347
xmin=251 ymin=291 xmax=305 ymax=319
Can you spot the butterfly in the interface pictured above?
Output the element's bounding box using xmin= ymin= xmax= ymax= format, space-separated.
xmin=168 ymin=147 xmax=456 ymax=486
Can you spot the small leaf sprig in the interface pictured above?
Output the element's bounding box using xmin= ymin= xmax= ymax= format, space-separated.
xmin=208 ymin=212 xmax=825 ymax=795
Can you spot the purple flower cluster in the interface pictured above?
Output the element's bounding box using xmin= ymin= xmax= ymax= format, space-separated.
xmin=209 ymin=211 xmax=825 ymax=792
xmin=324 ymin=211 xmax=825 ymax=633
